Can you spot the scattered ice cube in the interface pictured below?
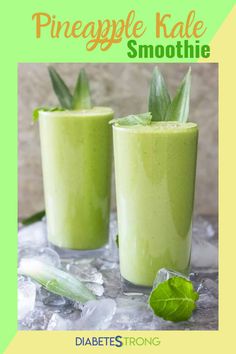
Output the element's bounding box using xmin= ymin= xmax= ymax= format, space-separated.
xmin=190 ymin=273 xmax=205 ymax=293
xmin=18 ymin=279 xmax=36 ymax=321
xmin=37 ymin=286 xmax=51 ymax=302
xmin=66 ymin=263 xmax=103 ymax=284
xmin=73 ymin=257 xmax=95 ymax=266
xmin=47 ymin=313 xmax=73 ymax=330
xmin=18 ymin=274 xmax=26 ymax=283
xmin=43 ymin=294 xmax=67 ymax=307
xmin=108 ymin=295 xmax=154 ymax=330
xmin=90 ymin=256 xmax=118 ymax=271
xmin=48 ymin=299 xmax=116 ymax=330
xmin=99 ymin=260 xmax=119 ymax=270
xmin=113 ymin=297 xmax=152 ymax=324
xmin=102 ymin=268 xmax=121 ymax=298
xmin=76 ymin=299 xmax=116 ymax=330
xmin=153 ymin=268 xmax=188 ymax=288
xmin=189 ymin=272 xmax=218 ymax=299
xmin=73 ymin=302 xmax=83 ymax=311
xmin=86 ymin=283 xmax=104 ymax=297
xmin=23 ymin=308 xmax=54 ymax=330
xmin=18 ymin=247 xmax=61 ymax=267
xmin=18 ymin=221 xmax=47 ymax=249
xmin=36 ymin=248 xmax=61 ymax=267
xmin=62 ymin=307 xmax=75 ymax=316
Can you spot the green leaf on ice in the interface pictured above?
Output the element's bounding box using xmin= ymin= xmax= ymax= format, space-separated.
xmin=109 ymin=112 xmax=152 ymax=126
xmin=148 ymin=66 xmax=171 ymax=121
xmin=149 ymin=276 xmax=199 ymax=322
xmin=33 ymin=106 xmax=65 ymax=122
xmin=18 ymin=258 xmax=96 ymax=303
xmin=21 ymin=210 xmax=46 ymax=225
xmin=165 ymin=67 xmax=191 ymax=123
xmin=72 ymin=68 xmax=92 ymax=110
xmin=48 ymin=66 xmax=73 ymax=109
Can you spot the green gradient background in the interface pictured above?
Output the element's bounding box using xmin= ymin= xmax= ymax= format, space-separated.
xmin=0 ymin=0 xmax=234 ymax=352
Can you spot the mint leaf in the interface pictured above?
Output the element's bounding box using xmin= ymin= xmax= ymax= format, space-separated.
xmin=165 ymin=67 xmax=191 ymax=123
xmin=33 ymin=106 xmax=65 ymax=122
xmin=148 ymin=66 xmax=171 ymax=121
xmin=109 ymin=112 xmax=152 ymax=126
xmin=21 ymin=210 xmax=45 ymax=225
xmin=48 ymin=66 xmax=73 ymax=109
xmin=149 ymin=276 xmax=199 ymax=322
xmin=72 ymin=68 xmax=92 ymax=110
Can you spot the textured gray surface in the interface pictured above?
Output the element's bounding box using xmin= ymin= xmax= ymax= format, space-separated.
xmin=18 ymin=63 xmax=218 ymax=218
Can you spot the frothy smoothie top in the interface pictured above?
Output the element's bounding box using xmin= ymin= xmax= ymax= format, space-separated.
xmin=39 ymin=106 xmax=113 ymax=118
xmin=113 ymin=121 xmax=198 ymax=133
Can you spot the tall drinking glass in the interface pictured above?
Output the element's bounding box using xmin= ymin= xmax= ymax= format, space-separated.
xmin=113 ymin=121 xmax=198 ymax=286
xmin=39 ymin=107 xmax=113 ymax=251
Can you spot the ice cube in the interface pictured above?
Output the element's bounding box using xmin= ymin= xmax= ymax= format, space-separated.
xmin=43 ymin=294 xmax=67 ymax=307
xmin=36 ymin=248 xmax=61 ymax=267
xmin=22 ymin=308 xmax=53 ymax=330
xmin=18 ymin=221 xmax=47 ymax=249
xmin=99 ymin=260 xmax=119 ymax=270
xmin=47 ymin=313 xmax=73 ymax=330
xmin=113 ymin=297 xmax=152 ymax=324
xmin=48 ymin=299 xmax=116 ymax=330
xmin=74 ymin=257 xmax=95 ymax=266
xmin=18 ymin=247 xmax=61 ymax=267
xmin=18 ymin=279 xmax=36 ymax=321
xmin=102 ymin=268 xmax=121 ymax=298
xmin=86 ymin=283 xmax=104 ymax=297
xmin=153 ymin=268 xmax=188 ymax=288
xmin=76 ymin=299 xmax=116 ymax=330
xmin=66 ymin=263 xmax=103 ymax=284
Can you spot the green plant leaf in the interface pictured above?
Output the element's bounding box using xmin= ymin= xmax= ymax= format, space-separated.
xmin=149 ymin=276 xmax=199 ymax=322
xmin=21 ymin=210 xmax=46 ymax=225
xmin=148 ymin=66 xmax=171 ymax=121
xmin=18 ymin=258 xmax=96 ymax=303
xmin=165 ymin=67 xmax=191 ymax=122
xmin=33 ymin=106 xmax=65 ymax=122
xmin=109 ymin=112 xmax=152 ymax=126
xmin=48 ymin=66 xmax=73 ymax=109
xmin=72 ymin=68 xmax=92 ymax=110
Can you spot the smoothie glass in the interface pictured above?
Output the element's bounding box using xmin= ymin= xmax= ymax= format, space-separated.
xmin=113 ymin=121 xmax=198 ymax=287
xmin=39 ymin=107 xmax=113 ymax=251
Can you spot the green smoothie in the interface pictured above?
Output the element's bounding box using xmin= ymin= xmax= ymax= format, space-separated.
xmin=113 ymin=121 xmax=198 ymax=286
xmin=39 ymin=107 xmax=113 ymax=250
